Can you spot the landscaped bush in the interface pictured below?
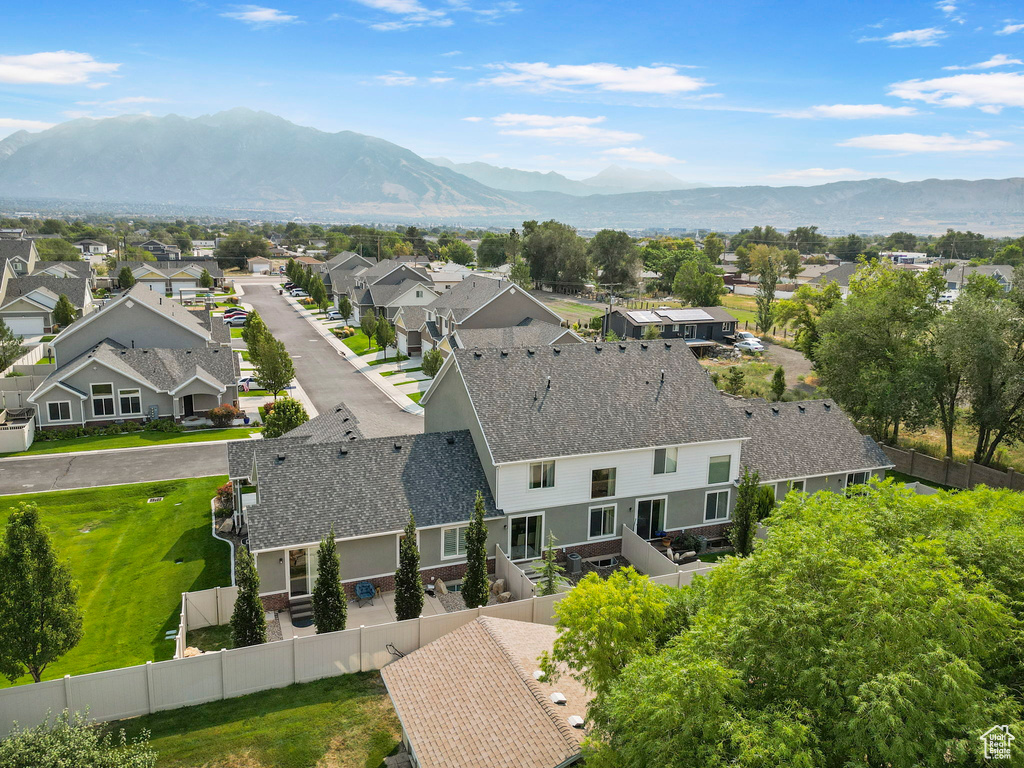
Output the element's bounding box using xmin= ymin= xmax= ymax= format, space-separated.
xmin=216 ymin=482 xmax=234 ymax=509
xmin=145 ymin=418 xmax=183 ymax=433
xmin=208 ymin=403 xmax=239 ymax=428
xmin=106 ymin=423 xmax=123 ymax=435
xmin=121 ymin=420 xmax=143 ymax=432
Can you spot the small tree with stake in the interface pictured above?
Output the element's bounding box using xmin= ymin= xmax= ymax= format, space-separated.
xmin=532 ymin=532 xmax=569 ymax=596
xmin=254 ymin=336 xmax=295 ymax=400
xmin=118 ymin=266 xmax=136 ymax=289
xmin=461 ymin=491 xmax=490 ymax=609
xmin=422 ymin=348 xmax=443 ymax=378
xmin=360 ymin=308 xmax=378 ymax=350
xmin=375 ymin=319 xmax=395 ymax=363
xmin=312 ymin=526 xmax=346 ymax=633
xmin=200 ymin=268 xmax=214 ymax=289
xmin=338 ymin=294 xmax=352 ymax=322
xmin=230 ymin=546 xmax=266 ymax=647
xmin=394 ymin=514 xmax=423 ymax=621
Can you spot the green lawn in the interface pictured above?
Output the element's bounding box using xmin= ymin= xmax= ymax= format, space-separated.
xmin=393 ymin=379 xmax=428 ymax=387
xmin=239 ymin=388 xmax=271 ymax=397
xmin=230 ymin=328 xmax=244 ymax=338
xmin=115 ymin=673 xmax=400 ymax=768
xmin=186 ymin=624 xmax=234 ymax=652
xmin=380 ymin=366 xmax=422 ymax=377
xmin=698 ymin=550 xmax=732 ymax=563
xmin=408 ymin=392 xmax=423 ymax=404
xmin=342 ymin=331 xmax=377 ymax=356
xmin=0 ymin=478 xmax=231 ymax=686
xmin=35 ymin=357 xmax=53 ymax=364
xmin=1 ymin=428 xmax=259 ymax=458
xmin=367 ymin=354 xmax=408 ymax=366
xmin=40 ymin=335 xmax=56 ymax=342
xmin=239 ymin=349 xmax=251 ymax=362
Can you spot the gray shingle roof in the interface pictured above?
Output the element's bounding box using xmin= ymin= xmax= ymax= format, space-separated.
xmin=0 ymin=240 xmax=34 ymax=263
xmin=4 ymin=275 xmax=90 ymax=308
xmin=367 ymin=279 xmax=431 ymax=308
xmin=455 ymin=320 xmax=571 ymax=350
xmin=245 ymin=430 xmax=499 ymax=550
xmin=121 ymin=284 xmax=213 ymax=338
xmin=445 ymin=341 xmax=747 ymax=464
xmin=427 ymin=277 xmax=507 ymax=322
xmin=358 ymin=258 xmax=405 ymax=283
xmin=32 ymin=261 xmax=92 ymax=280
xmin=728 ymin=398 xmax=892 ymax=481
xmin=811 ymin=261 xmax=860 ymax=286
xmin=396 ymin=306 xmax=427 ymax=331
xmin=113 ymin=260 xmax=224 ymax=278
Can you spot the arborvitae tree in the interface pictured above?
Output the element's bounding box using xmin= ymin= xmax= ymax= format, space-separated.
xmin=394 ymin=514 xmax=423 ymax=621
xmin=0 ymin=504 xmax=83 ymax=683
xmin=254 ymin=336 xmax=295 ymax=400
xmin=312 ymin=526 xmax=346 ymax=634
xmin=200 ymin=268 xmax=214 ymax=289
xmin=461 ymin=491 xmax=490 ymax=609
xmin=262 ymin=396 xmax=309 ymax=438
xmin=755 ymin=484 xmax=777 ymax=521
xmin=117 ymin=266 xmax=136 ymax=289
xmin=230 ymin=546 xmax=266 ymax=647
xmin=0 ymin=320 xmax=26 ymax=370
xmin=729 ymin=467 xmax=760 ymax=557
xmin=532 ymin=532 xmax=569 ymax=596
xmin=642 ymin=324 xmax=662 ymax=340
xmin=286 ymin=257 xmax=297 ymax=280
xmin=360 ymin=308 xmax=378 ymax=348
xmin=771 ymin=366 xmax=786 ymax=402
xmin=422 ymin=348 xmax=443 ymax=378
xmin=53 ymin=294 xmax=76 ymax=328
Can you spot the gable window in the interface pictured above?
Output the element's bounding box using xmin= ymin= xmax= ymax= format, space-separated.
xmin=705 ymin=489 xmax=730 ymax=521
xmin=708 ymin=455 xmax=731 ymax=485
xmin=591 ymin=468 xmax=616 ymax=499
xmin=683 ymin=325 xmax=696 ymax=339
xmin=91 ymin=384 xmax=115 ymax=417
xmin=47 ymin=401 xmax=71 ymax=421
xmin=722 ymin=322 xmax=734 ymax=333
xmin=442 ymin=526 xmax=468 ymax=559
xmin=119 ymin=388 xmax=142 ymax=415
xmin=654 ymin=447 xmax=677 ymax=475
xmin=415 ymin=289 xmax=423 ymax=298
xmin=589 ymin=505 xmax=616 ymax=539
xmin=529 ymin=460 xmax=555 ymax=489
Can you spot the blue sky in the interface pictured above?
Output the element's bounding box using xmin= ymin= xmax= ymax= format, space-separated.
xmin=2 ymin=0 xmax=1024 ymax=185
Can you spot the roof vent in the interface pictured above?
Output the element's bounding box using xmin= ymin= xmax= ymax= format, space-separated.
xmin=568 ymin=715 xmax=585 ymax=729
xmin=446 ymin=435 xmax=456 ymax=445
xmin=546 ymin=376 xmax=551 ymax=390
xmin=527 ymin=348 xmax=535 ymax=356
xmin=394 ymin=441 xmax=402 ymax=451
xmin=744 ymin=409 xmax=752 ymax=418
xmin=824 ymin=402 xmax=831 ymax=411
xmin=349 ymin=434 xmax=357 ymax=441
xmin=640 ymin=342 xmax=648 ymax=350
xmin=500 ymin=350 xmax=508 ymax=357
xmin=552 ymin=346 xmax=560 ymax=354
xmin=771 ymin=407 xmax=779 ymax=415
xmin=550 ymin=692 xmax=567 ymax=705
xmin=619 ymin=344 xmax=626 ymax=351
xmin=797 ymin=405 xmax=805 ymax=413
xmin=473 ymin=351 xmax=482 ymax=359
xmin=338 ymin=447 xmax=348 ymax=457
xmin=275 ymin=453 xmax=286 ymax=464
xmin=595 ymin=344 xmax=602 ymax=352
xmin=344 ymin=430 xmax=353 ymax=437
xmin=664 ymin=342 xmax=672 ymax=349
xmin=660 ymin=369 xmax=665 ymax=382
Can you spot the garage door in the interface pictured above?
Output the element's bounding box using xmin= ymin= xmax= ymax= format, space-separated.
xmin=397 ymin=332 xmax=408 ymax=355
xmin=171 ymin=281 xmax=199 ymax=292
xmin=4 ymin=316 xmax=44 ymax=337
xmin=140 ymin=280 xmax=163 ymax=291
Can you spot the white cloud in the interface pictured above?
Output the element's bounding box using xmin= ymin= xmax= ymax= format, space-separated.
xmin=428 ymin=76 xmax=452 ymax=83
xmin=943 ymin=53 xmax=1023 ymax=70
xmin=492 ymin=113 xmax=606 ymax=127
xmin=441 ymin=50 xmax=462 ymax=56
xmin=859 ymin=27 xmax=947 ymax=47
xmin=0 ymin=117 xmax=56 ymax=134
xmin=76 ymin=96 xmax=164 ymax=107
xmin=0 ymin=51 xmax=121 ymax=86
xmin=600 ymin=147 xmax=679 ymax=164
xmin=996 ymin=22 xmax=1024 ymax=35
xmin=500 ymin=125 xmax=643 ymax=145
xmin=838 ymin=132 xmax=1011 ymax=152
xmin=220 ymin=5 xmax=298 ymax=25
xmin=937 ymin=2 xmax=957 ymax=15
xmin=375 ymin=72 xmax=418 ymax=85
xmin=461 ymin=116 xmax=483 ymax=121
xmin=780 ymin=103 xmax=919 ymax=119
xmin=482 ymin=62 xmax=708 ymax=94
xmin=351 ymin=0 xmax=516 ymax=30
xmin=766 ymin=167 xmax=877 ymax=181
xmin=889 ymin=71 xmax=1024 ymax=112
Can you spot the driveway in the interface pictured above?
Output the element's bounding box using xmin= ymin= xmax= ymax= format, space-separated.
xmin=763 ymin=342 xmax=814 ymax=387
xmin=0 ymin=443 xmax=229 ymax=495
xmin=241 ymin=285 xmax=423 ymax=438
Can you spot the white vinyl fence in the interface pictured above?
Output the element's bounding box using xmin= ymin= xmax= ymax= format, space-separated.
xmin=620 ymin=525 xmax=679 ymax=577
xmin=495 ymin=546 xmax=536 ymax=600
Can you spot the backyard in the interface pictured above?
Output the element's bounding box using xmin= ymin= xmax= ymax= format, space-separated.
xmin=115 ymin=673 xmax=400 ymax=768
xmin=0 ymin=477 xmax=231 ymax=686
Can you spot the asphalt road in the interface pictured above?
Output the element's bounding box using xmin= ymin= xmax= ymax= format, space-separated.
xmin=242 ymin=284 xmax=423 ymax=438
xmin=0 ymin=443 xmax=229 ymax=496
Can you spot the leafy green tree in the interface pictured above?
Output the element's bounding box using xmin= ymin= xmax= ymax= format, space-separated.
xmin=770 ymin=366 xmax=786 ymax=401
xmin=230 ymin=546 xmax=266 ymax=647
xmin=702 ymin=232 xmax=724 ymax=263
xmin=532 ymin=533 xmax=569 ymax=596
xmin=589 ymin=229 xmax=641 ymax=292
xmin=216 ymin=231 xmax=271 ymax=270
xmin=0 ymin=504 xmax=83 ymax=683
xmin=786 ymin=225 xmax=829 ymax=254
xmin=394 ymin=514 xmax=423 ymax=621
xmin=375 ymin=318 xmax=395 ymax=363
xmin=0 ymin=320 xmax=26 ymax=369
xmin=117 ymin=266 xmax=136 ymax=289
xmin=254 ymin=336 xmax=295 ymax=400
xmin=733 ymin=245 xmax=751 ymax=278
xmin=0 ymin=710 xmax=157 ymax=768
xmin=671 ymin=255 xmax=726 ymax=307
xmin=605 ymin=329 xmax=621 ymax=342
xmin=729 ymin=468 xmax=761 ymax=556
xmin=441 ymin=240 xmax=475 ymax=265
xmin=750 ymin=245 xmax=782 ymax=332
xmin=509 ymin=254 xmax=532 ymax=289
xmin=199 ymin=268 xmax=213 ymax=289
xmin=422 ymin=348 xmax=443 ymax=378
xmin=642 ymin=324 xmax=662 ymax=340
xmin=461 ymin=491 xmax=490 ymax=609
xmin=932 ymin=228 xmax=993 ymax=260
xmin=337 ymin=294 xmax=352 ymax=322
xmin=309 ymin=274 xmax=329 ymax=312
xmin=312 ymin=526 xmax=346 ymax=633
xmin=241 ymin=310 xmax=269 ymax=356
xmin=723 ymin=366 xmax=744 ymax=395
xmin=755 ymin=483 xmax=776 ymax=521
xmin=35 ymin=239 xmax=81 ymax=261
xmin=285 ymin=257 xmax=297 ymax=281
xmin=830 ymin=233 xmax=866 ymax=261
xmin=476 ymin=233 xmax=507 ymax=267
xmin=360 ymin=308 xmax=378 ymax=350
xmin=522 ymin=220 xmax=590 ymax=287
xmin=773 ymin=282 xmax=843 ymax=364
xmin=53 ymin=294 xmax=76 ymax=328
xmin=883 ymin=231 xmax=919 ymax=252
xmin=262 ymin=396 xmax=308 ymax=438
xmin=782 ymin=248 xmax=802 ymax=281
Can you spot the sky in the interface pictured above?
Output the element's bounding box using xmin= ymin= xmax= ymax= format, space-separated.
xmin=1 ymin=0 xmax=1024 ymax=186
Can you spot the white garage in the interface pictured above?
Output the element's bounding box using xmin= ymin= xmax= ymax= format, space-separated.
xmin=170 ymin=281 xmax=199 ymax=293
xmin=3 ymin=316 xmax=44 ymax=337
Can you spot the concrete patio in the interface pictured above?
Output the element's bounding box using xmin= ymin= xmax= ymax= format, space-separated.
xmin=278 ymin=588 xmax=449 ymax=637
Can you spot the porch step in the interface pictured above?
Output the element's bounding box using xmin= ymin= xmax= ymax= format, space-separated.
xmin=290 ymin=595 xmax=313 ymax=622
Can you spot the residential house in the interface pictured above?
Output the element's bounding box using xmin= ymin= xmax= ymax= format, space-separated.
xmin=137 ymin=240 xmax=182 ymax=260
xmin=393 ymin=306 xmax=427 ymax=356
xmin=74 ymin=239 xmax=108 ymax=255
xmin=381 ymin=616 xmax=593 ymax=768
xmin=604 ymin=306 xmax=737 ymax=355
xmin=232 ymin=341 xmax=890 ymax=604
xmin=0 ymin=229 xmax=26 ymax=240
xmin=29 ymin=285 xmax=237 ymax=428
xmin=942 ymin=263 xmax=1014 ymax=292
xmin=413 ymin=278 xmax=579 ymax=359
xmin=810 ymin=261 xmax=862 ymax=296
xmin=0 ymin=274 xmax=94 ymax=335
xmin=426 ymin=262 xmax=472 ymax=292
xmin=347 ymin=259 xmax=437 ymax=322
xmin=325 ymin=252 xmax=374 ymax=308
xmin=112 ymin=261 xmax=224 ymax=293
xmin=0 ymin=239 xmax=37 ymax=277
xmin=295 ymin=255 xmax=323 ymax=267
xmin=247 ymin=256 xmax=273 ymax=274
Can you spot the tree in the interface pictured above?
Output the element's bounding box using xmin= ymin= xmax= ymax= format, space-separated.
xmin=0 ymin=504 xmax=83 ymax=683
xmin=262 ymin=396 xmax=308 ymax=438
xmin=522 ymin=220 xmax=590 ymax=287
xmin=770 ymin=366 xmax=786 ymax=401
xmin=729 ymin=468 xmax=761 ymax=556
xmin=312 ymin=526 xmax=346 ymax=633
xmin=422 ymin=348 xmax=443 ymax=378
xmin=199 ymin=268 xmax=213 ymax=289
xmin=773 ymin=282 xmax=843 ymax=364
xmin=532 ymin=532 xmax=569 ymax=596
xmin=0 ymin=710 xmax=157 ymax=768
xmin=723 ymin=366 xmax=745 ymax=395
xmin=476 ymin=233 xmax=507 ymax=267
xmin=309 ymin=274 xmax=329 ymax=312
xmin=0 ymin=320 xmax=26 ymax=369
xmin=441 ymin=240 xmax=475 ymax=266
xmin=53 ymin=294 xmax=76 ymax=328
xmin=642 ymin=324 xmax=662 ymax=340
xmin=831 ymin=233 xmax=866 ymax=261
xmin=782 ymin=248 xmax=803 ymax=281
xmin=35 ymin=239 xmax=81 ymax=261
xmin=375 ymin=318 xmax=395 ymax=363
xmin=509 ymin=254 xmax=532 ymax=289
xmin=254 ymin=336 xmax=295 ymax=400
xmin=461 ymin=491 xmax=490 ymax=609
xmin=786 ymin=225 xmax=829 ymax=254
xmin=337 ymin=294 xmax=352 ymax=322
xmin=702 ymin=232 xmax=724 ymax=263
xmin=215 ymin=231 xmax=271 ymax=270
xmin=589 ymin=229 xmax=641 ymax=292
xmin=750 ymin=245 xmax=783 ymax=332
xmin=671 ymin=255 xmax=726 ymax=307
xmin=117 ymin=266 xmax=136 ymax=289
xmin=230 ymin=546 xmax=266 ymax=647
xmin=241 ymin=310 xmax=269 ymax=358
xmin=360 ymin=308 xmax=378 ymax=349
xmin=394 ymin=514 xmax=423 ymax=621
xmin=733 ymin=245 xmax=751 ymax=278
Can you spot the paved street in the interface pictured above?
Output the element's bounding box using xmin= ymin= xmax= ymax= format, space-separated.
xmin=0 ymin=443 xmax=230 ymax=495
xmin=241 ymin=284 xmax=423 ymax=438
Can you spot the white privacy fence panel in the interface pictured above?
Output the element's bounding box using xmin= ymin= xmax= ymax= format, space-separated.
xmin=0 ymin=679 xmax=65 ymax=731
xmin=293 ymin=630 xmax=362 ymax=683
xmin=620 ymin=525 xmax=677 ymax=577
xmin=150 ymin=654 xmax=223 ymax=712
xmin=70 ymin=666 xmax=150 ymax=723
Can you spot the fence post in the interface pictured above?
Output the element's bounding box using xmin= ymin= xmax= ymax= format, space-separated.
xmin=1006 ymin=468 xmax=1015 ymax=491
xmin=943 ymin=457 xmax=951 ymax=487
xmin=146 ymin=661 xmax=156 ymax=714
xmin=359 ymin=626 xmax=366 ymax=673
xmin=219 ymin=649 xmax=227 ymax=701
xmin=908 ymin=449 xmax=916 ymax=476
xmin=63 ymin=674 xmax=73 ymax=716
xmin=215 ymin=586 xmax=221 ymax=625
xmin=530 ymin=595 xmax=537 ymax=623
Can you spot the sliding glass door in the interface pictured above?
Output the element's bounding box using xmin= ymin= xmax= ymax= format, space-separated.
xmin=510 ymin=514 xmax=543 ymax=561
xmin=635 ymin=497 xmax=666 ymax=540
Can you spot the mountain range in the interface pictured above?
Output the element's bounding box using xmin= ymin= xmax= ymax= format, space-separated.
xmin=1 ymin=109 xmax=1022 ymax=234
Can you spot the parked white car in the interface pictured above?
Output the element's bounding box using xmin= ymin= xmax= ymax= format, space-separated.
xmin=290 ymin=288 xmax=309 ymax=297
xmin=734 ymin=331 xmax=764 ymax=352
xmin=325 ymin=309 xmax=344 ymax=321
xmin=938 ymin=290 xmax=958 ymax=304
xmin=223 ymin=315 xmax=247 ymax=327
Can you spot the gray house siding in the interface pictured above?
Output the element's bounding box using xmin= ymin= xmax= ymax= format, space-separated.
xmin=54 ymin=303 xmax=206 ymax=363
xmin=423 ymin=365 xmax=496 ymax=495
xmin=606 ymin=313 xmax=735 ymax=343
xmin=418 ymin=518 xmax=505 ymax=569
xmin=257 ymin=551 xmax=287 ymax=594
xmin=457 ymin=287 xmax=560 ymax=329
xmin=37 ymin=367 xmax=172 ymax=427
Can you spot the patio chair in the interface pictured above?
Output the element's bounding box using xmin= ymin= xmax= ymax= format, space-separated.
xmin=355 ymin=581 xmax=376 ymax=607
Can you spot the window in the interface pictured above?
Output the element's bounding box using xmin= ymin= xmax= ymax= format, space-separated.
xmin=846 ymin=472 xmax=869 ymax=488
xmin=705 ymin=489 xmax=730 ymax=521
xmin=683 ymin=325 xmax=696 ymax=339
xmin=589 ymin=505 xmax=616 ymax=539
xmin=591 ymin=468 xmax=616 ymax=498
xmin=529 ymin=461 xmax=555 ymax=489
xmin=442 ymin=526 xmax=468 ymax=558
xmin=789 ymin=479 xmax=805 ymax=494
xmin=635 ymin=497 xmax=666 ymax=539
xmin=47 ymin=401 xmax=71 ymax=421
xmin=415 ymin=290 xmax=423 ymax=298
xmin=91 ymin=384 xmax=115 ymax=417
xmin=722 ymin=322 xmax=734 ymax=334
xmin=119 ymin=388 xmax=142 ymax=415
xmin=510 ymin=513 xmax=543 ymax=560
xmin=708 ymin=455 xmax=731 ymax=484
xmin=672 ymin=324 xmax=679 ymax=332
xmin=654 ymin=447 xmax=677 ymax=475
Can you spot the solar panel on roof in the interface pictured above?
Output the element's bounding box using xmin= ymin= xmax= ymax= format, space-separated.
xmin=656 ymin=308 xmax=714 ymax=322
xmin=626 ymin=310 xmax=661 ymax=324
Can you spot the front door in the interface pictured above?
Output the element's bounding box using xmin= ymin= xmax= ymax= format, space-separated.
xmin=182 ymin=395 xmax=194 ymax=417
xmin=510 ymin=514 xmax=542 ymax=561
xmin=635 ymin=497 xmax=666 ymax=540
xmin=288 ymin=548 xmax=309 ymax=596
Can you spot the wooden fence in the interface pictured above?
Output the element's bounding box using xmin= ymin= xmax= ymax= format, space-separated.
xmin=882 ymin=445 xmax=1024 ymax=491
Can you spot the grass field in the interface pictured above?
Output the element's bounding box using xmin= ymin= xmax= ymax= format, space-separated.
xmin=116 ymin=673 xmax=399 ymax=768
xmin=1 ymin=428 xmax=259 ymax=458
xmin=230 ymin=328 xmax=244 ymax=338
xmin=897 ymin=422 xmax=1024 ymax=473
xmin=186 ymin=624 xmax=234 ymax=652
xmin=342 ymin=331 xmax=377 ymax=356
xmin=0 ymin=478 xmax=231 ymax=686
xmin=408 ymin=392 xmax=423 ymax=404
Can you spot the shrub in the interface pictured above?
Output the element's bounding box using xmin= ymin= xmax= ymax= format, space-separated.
xmin=671 ymin=532 xmax=701 ymax=553
xmin=121 ymin=420 xmax=143 ymax=432
xmin=216 ymin=482 xmax=234 ymax=509
xmin=209 ymin=403 xmax=239 ymax=428
xmin=105 ymin=424 xmax=123 ymax=435
xmin=145 ymin=419 xmax=183 ymax=433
